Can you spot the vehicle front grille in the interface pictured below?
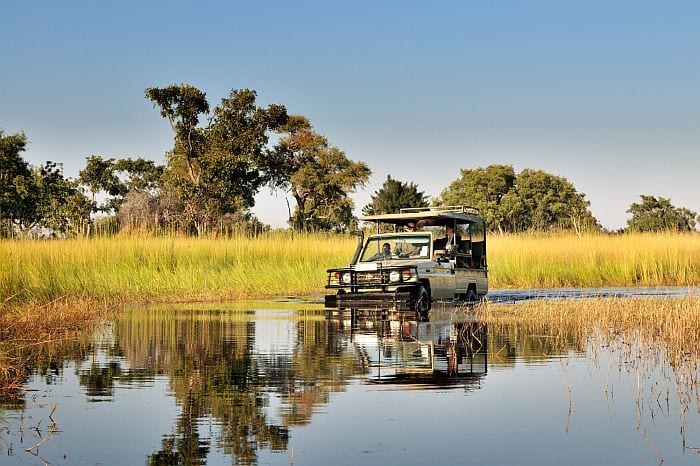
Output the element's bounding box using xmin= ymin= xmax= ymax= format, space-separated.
xmin=355 ymin=271 xmax=385 ymax=285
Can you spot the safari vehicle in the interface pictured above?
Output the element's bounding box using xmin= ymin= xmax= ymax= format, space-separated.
xmin=324 ymin=206 xmax=488 ymax=315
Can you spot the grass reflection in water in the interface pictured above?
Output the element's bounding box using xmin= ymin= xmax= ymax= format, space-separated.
xmin=475 ymin=296 xmax=699 ymax=457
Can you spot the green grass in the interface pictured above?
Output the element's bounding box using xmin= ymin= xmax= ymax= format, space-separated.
xmin=1 ymin=231 xmax=699 ymax=306
xmin=1 ymin=233 xmax=357 ymax=304
xmin=488 ymin=231 xmax=700 ymax=288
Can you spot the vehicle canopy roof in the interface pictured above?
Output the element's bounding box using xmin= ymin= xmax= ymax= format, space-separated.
xmin=359 ymin=205 xmax=484 ymax=228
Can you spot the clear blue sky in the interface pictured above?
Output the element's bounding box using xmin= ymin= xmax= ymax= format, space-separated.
xmin=3 ymin=1 xmax=699 ymax=230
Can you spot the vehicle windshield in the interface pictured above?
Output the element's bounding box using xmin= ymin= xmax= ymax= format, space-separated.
xmin=359 ymin=235 xmax=431 ymax=262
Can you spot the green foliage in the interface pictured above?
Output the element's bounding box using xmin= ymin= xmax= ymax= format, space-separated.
xmin=78 ymin=155 xmax=164 ymax=213
xmin=0 ymin=131 xmax=31 ymax=236
xmin=626 ymin=195 xmax=698 ymax=232
xmin=33 ymin=162 xmax=91 ymax=236
xmin=1 ymin=132 xmax=91 ymax=237
xmin=203 ymin=89 xmax=287 ymax=211
xmin=272 ymin=117 xmax=371 ymax=232
xmin=515 ymin=169 xmax=597 ymax=233
xmin=113 ymin=158 xmax=163 ymax=192
xmin=439 ymin=165 xmax=517 ymax=231
xmin=146 ymin=85 xmax=287 ymax=234
xmin=439 ymin=164 xmax=598 ymax=233
xmin=362 ymin=175 xmax=428 ymax=215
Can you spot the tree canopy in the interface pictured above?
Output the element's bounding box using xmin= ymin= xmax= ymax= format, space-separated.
xmin=0 ymin=131 xmax=32 ymax=235
xmin=439 ymin=165 xmax=598 ymax=233
xmin=362 ymin=175 xmax=429 ymax=216
xmin=146 ymin=85 xmax=288 ymax=234
xmin=6 ymin=85 xmax=699 ymax=237
xmin=626 ymin=195 xmax=698 ymax=232
xmin=78 ymin=155 xmax=164 ymax=214
xmin=271 ymin=116 xmax=371 ymax=232
xmin=1 ymin=131 xmax=91 ymax=237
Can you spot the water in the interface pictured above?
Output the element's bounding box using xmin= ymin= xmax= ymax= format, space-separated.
xmin=1 ymin=304 xmax=697 ymax=465
xmin=486 ymin=285 xmax=698 ymax=303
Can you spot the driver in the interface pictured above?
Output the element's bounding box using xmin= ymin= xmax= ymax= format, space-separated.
xmin=368 ymin=242 xmax=392 ymax=260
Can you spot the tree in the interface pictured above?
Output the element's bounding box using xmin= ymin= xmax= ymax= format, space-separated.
xmin=146 ymin=85 xmax=287 ymax=234
xmin=145 ymin=84 xmax=209 ymax=187
xmin=113 ymin=158 xmax=163 ymax=193
xmin=438 ymin=164 xmax=598 ymax=233
xmin=34 ymin=161 xmax=91 ymax=237
xmin=515 ymin=169 xmax=597 ymax=233
xmin=438 ymin=165 xmax=517 ymax=233
xmin=361 ymin=175 xmax=428 ymax=216
xmin=626 ymin=195 xmax=698 ymax=232
xmin=0 ymin=131 xmax=32 ymax=236
xmin=78 ymin=155 xmax=164 ymax=214
xmin=78 ymin=155 xmax=122 ymax=213
xmin=271 ymin=116 xmax=371 ymax=232
xmin=1 ymin=131 xmax=92 ymax=237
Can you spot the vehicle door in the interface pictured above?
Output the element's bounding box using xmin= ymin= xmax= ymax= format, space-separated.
xmin=432 ymin=260 xmax=455 ymax=300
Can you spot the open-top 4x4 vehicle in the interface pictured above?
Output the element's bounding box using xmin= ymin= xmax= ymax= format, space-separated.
xmin=325 ymin=206 xmax=488 ymax=317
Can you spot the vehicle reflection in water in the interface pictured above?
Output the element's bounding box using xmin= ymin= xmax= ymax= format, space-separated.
xmin=328 ymin=312 xmax=487 ymax=388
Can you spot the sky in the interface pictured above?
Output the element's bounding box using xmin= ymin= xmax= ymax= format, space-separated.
xmin=2 ymin=1 xmax=699 ymax=230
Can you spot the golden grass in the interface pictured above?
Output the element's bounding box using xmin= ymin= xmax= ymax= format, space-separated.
xmin=475 ymin=297 xmax=699 ymax=396
xmin=474 ymin=296 xmax=699 ymax=438
xmin=476 ymin=296 xmax=699 ymax=354
xmin=2 ymin=232 xmax=698 ymax=307
xmin=488 ymin=231 xmax=700 ymax=288
xmin=0 ymin=233 xmax=356 ymax=304
xmin=0 ymin=298 xmax=114 ymax=398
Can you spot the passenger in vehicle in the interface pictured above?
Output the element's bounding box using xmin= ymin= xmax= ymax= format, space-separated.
xmin=395 ymin=222 xmax=420 ymax=257
xmin=433 ymin=225 xmax=461 ymax=251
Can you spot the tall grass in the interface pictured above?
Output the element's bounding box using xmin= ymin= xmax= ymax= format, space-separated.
xmin=0 ymin=298 xmax=112 ymax=398
xmin=1 ymin=232 xmax=699 ymax=305
xmin=475 ymin=296 xmax=699 ymax=441
xmin=488 ymin=232 xmax=700 ymax=288
xmin=0 ymin=233 xmax=357 ymax=304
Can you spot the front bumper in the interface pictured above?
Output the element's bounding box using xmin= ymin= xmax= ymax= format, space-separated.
xmin=324 ymin=291 xmax=413 ymax=311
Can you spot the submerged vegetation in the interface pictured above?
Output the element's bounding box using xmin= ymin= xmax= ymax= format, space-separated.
xmin=475 ymin=296 xmax=699 ymax=449
xmin=0 ymin=299 xmax=112 ymax=398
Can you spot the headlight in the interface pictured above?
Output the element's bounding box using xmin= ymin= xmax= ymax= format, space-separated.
xmin=342 ymin=273 xmax=352 ymax=284
xmin=389 ymin=271 xmax=401 ymax=282
xmin=402 ymin=269 xmax=413 ymax=281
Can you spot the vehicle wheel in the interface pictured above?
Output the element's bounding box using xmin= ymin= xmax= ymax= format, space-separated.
xmin=466 ymin=288 xmax=478 ymax=302
xmin=414 ymin=285 xmax=431 ymax=318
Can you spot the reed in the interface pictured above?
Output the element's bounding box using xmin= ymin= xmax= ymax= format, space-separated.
xmin=0 ymin=298 xmax=113 ymax=398
xmin=0 ymin=232 xmax=356 ymax=305
xmin=475 ymin=296 xmax=699 ymax=387
xmin=474 ymin=297 xmax=699 ymax=441
xmin=488 ymin=231 xmax=700 ymax=288
xmin=2 ymin=232 xmax=698 ymax=306
xmin=476 ymin=297 xmax=699 ymax=350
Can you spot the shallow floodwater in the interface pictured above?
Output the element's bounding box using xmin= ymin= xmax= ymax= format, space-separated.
xmin=1 ymin=304 xmax=698 ymax=465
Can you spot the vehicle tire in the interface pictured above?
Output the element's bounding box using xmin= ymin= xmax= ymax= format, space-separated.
xmin=466 ymin=288 xmax=478 ymax=302
xmin=414 ymin=285 xmax=431 ymax=319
